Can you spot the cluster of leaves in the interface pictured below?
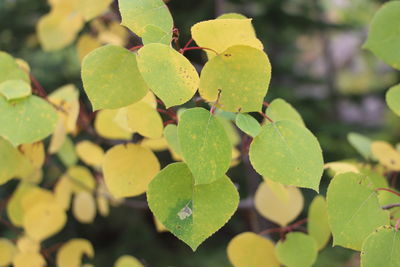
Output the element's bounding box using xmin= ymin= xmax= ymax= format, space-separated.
xmin=0 ymin=0 xmax=400 ymax=266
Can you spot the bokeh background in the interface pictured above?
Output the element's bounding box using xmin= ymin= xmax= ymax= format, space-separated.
xmin=1 ymin=0 xmax=399 ymax=266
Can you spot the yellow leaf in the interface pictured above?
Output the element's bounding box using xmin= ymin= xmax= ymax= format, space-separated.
xmin=65 ymin=165 xmax=96 ymax=193
xmin=17 ymin=236 xmax=40 ymax=253
xmin=264 ymin=178 xmax=290 ymax=203
xmin=56 ymin=239 xmax=94 ymax=267
xmin=37 ymin=5 xmax=84 ymax=51
xmin=76 ymin=34 xmax=102 ymax=63
xmin=0 ymin=238 xmax=16 ymax=267
xmin=227 ymin=232 xmax=279 ymax=267
xmin=76 ymin=0 xmax=113 ymax=21
xmin=324 ymin=162 xmax=359 ymax=175
xmin=48 ymin=120 xmax=67 ymax=154
xmin=96 ymin=21 xmax=130 ymax=47
xmin=254 ymin=182 xmax=303 ymax=226
xmin=94 ymin=109 xmax=132 ymax=140
xmin=141 ymin=137 xmax=169 ymax=152
xmin=371 ymin=141 xmax=400 ymax=171
xmin=114 ymin=255 xmax=144 ymax=267
xmin=191 ymin=19 xmax=263 ymax=59
xmin=54 ymin=176 xmax=73 ymax=210
xmin=153 ymin=216 xmax=168 ymax=233
xmin=7 ymin=182 xmax=36 ymax=226
xmin=72 ymin=191 xmax=96 ymax=224
xmin=23 ymin=202 xmax=66 ymax=241
xmin=76 ymin=140 xmax=105 ymax=167
xmin=96 ymin=181 xmax=110 ymax=217
xmin=21 ymin=187 xmax=55 ymax=214
xmin=13 ymin=252 xmax=46 ymax=267
xmin=103 ymin=144 xmax=160 ymax=198
xmin=19 ymin=142 xmax=45 ymax=169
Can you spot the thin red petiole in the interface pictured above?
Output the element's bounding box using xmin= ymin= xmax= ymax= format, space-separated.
xmin=182 ymin=38 xmax=193 ymax=51
xmin=258 ymin=111 xmax=274 ymax=123
xmin=376 ymin=188 xmax=400 ymax=197
xmin=180 ymin=46 xmax=218 ymax=55
xmin=129 ymin=45 xmax=143 ymax=51
xmin=263 ymin=101 xmax=270 ymax=107
xmin=210 ymin=89 xmax=222 ymax=115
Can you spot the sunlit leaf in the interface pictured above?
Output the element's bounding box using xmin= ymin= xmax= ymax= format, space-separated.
xmin=266 ymin=98 xmax=305 ymax=126
xmin=137 ymin=43 xmax=199 ymax=108
xmin=12 ymin=252 xmax=46 ymax=267
xmin=324 ymin=161 xmax=359 ymax=176
xmin=235 ymin=113 xmax=261 ymax=137
xmin=76 ymin=140 xmax=105 ymax=167
xmin=16 ymin=236 xmax=40 ymax=253
xmin=147 ymin=162 xmax=239 ymax=251
xmin=72 ymin=191 xmax=96 ymax=224
xmin=178 ymin=108 xmax=231 ymax=184
xmin=276 ymin=232 xmax=318 ymax=267
xmin=308 ymin=196 xmax=331 ymax=250
xmin=65 ymin=166 xmax=96 ymax=193
xmin=164 ymin=124 xmax=182 ymax=156
xmin=0 ymin=51 xmax=30 ymax=83
xmin=76 ymin=0 xmax=113 ymax=21
xmin=142 ymin=25 xmax=172 ymax=45
xmin=19 ymin=142 xmax=45 ymax=169
xmin=199 ymin=45 xmax=271 ymax=112
xmin=0 ymin=80 xmax=31 ymax=101
xmin=76 ymin=34 xmax=102 ymax=63
xmin=94 ymin=109 xmax=132 ymax=140
xmin=371 ymin=141 xmax=400 ymax=171
xmin=0 ymin=238 xmax=16 ymax=267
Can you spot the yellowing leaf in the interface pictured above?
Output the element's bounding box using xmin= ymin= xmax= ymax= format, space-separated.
xmin=114 ymin=255 xmax=144 ymax=267
xmin=386 ymin=84 xmax=400 ymax=117
xmin=65 ymin=166 xmax=96 ymax=193
xmin=23 ymin=202 xmax=67 ymax=241
xmin=76 ymin=140 xmax=105 ymax=167
xmin=0 ymin=79 xmax=31 ymax=101
xmin=13 ymin=252 xmax=46 ymax=267
xmin=141 ymin=137 xmax=168 ymax=152
xmin=57 ymin=136 xmax=78 ymax=167
xmin=76 ymin=0 xmax=113 ymax=21
xmin=96 ymin=21 xmax=130 ymax=46
xmin=0 ymin=95 xmax=58 ymax=146
xmin=347 ymin=132 xmax=373 ymax=160
xmin=371 ymin=141 xmax=400 ymax=171
xmin=17 ymin=236 xmax=40 ymax=253
xmin=307 ymin=196 xmax=331 ymax=250
xmin=54 ymin=176 xmax=72 ymax=211
xmin=191 ymin=19 xmax=263 ymax=59
xmin=227 ymin=232 xmax=279 ymax=267
xmin=119 ymin=101 xmax=163 ymax=138
xmin=264 ymin=178 xmax=290 ymax=202
xmin=72 ymin=191 xmax=96 ymax=224
xmin=82 ymin=45 xmax=149 ymax=110
xmin=0 ymin=51 xmax=30 ymax=84
xmin=119 ymin=0 xmax=173 ymax=37
xmin=19 ymin=142 xmax=45 ymax=169
xmin=153 ymin=216 xmax=168 ymax=233
xmin=21 ymin=187 xmax=55 ymax=214
xmin=103 ymin=144 xmax=160 ymax=198
xmin=96 ymin=181 xmax=109 ymax=217
xmin=324 ymin=162 xmax=359 ymax=176
xmin=37 ymin=6 xmax=84 ymax=51
xmin=0 ymin=238 xmax=16 ymax=267
xmin=94 ymin=109 xmax=132 ymax=140
xmin=56 ymin=239 xmax=94 ymax=267
xmin=76 ymin=34 xmax=102 ymax=63
xmin=254 ymin=182 xmax=303 ymax=226
xmin=137 ymin=43 xmax=200 ymax=108
xmin=199 ymin=45 xmax=271 ymax=112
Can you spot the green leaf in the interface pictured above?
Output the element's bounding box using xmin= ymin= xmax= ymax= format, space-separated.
xmin=0 ymin=80 xmax=31 ymax=101
xmin=235 ymin=113 xmax=261 ymax=137
xmin=276 ymin=232 xmax=318 ymax=267
xmin=119 ymin=0 xmax=173 ymax=37
xmin=0 ymin=95 xmax=57 ymax=146
xmin=142 ymin=25 xmax=172 ymax=45
xmin=361 ymin=226 xmax=400 ymax=267
xmin=347 ymin=132 xmax=373 ymax=160
xmin=266 ymin=98 xmax=305 ymax=126
xmin=363 ymin=1 xmax=400 ymax=70
xmin=81 ymin=45 xmax=148 ymax=110
xmin=57 ymin=137 xmax=78 ymax=168
xmin=178 ymin=108 xmax=231 ymax=185
xmin=137 ymin=43 xmax=199 ymax=108
xmin=249 ymin=120 xmax=324 ymax=191
xmin=386 ymin=84 xmax=400 ymax=117
xmin=326 ymin=172 xmax=390 ymax=251
xmin=0 ymin=51 xmax=30 ymax=84
xmin=164 ymin=124 xmax=181 ymax=156
xmin=147 ymin=162 xmax=239 ymax=251
xmin=199 ymin=45 xmax=271 ymax=112
xmin=308 ymin=196 xmax=331 ymax=250
xmin=0 ymin=137 xmax=27 ymax=185
xmin=217 ymin=13 xmax=247 ymax=19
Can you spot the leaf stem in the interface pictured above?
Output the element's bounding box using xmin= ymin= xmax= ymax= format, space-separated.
xmin=258 ymin=111 xmax=274 ymax=123
xmin=180 ymin=46 xmax=218 ymax=55
xmin=129 ymin=45 xmax=143 ymax=51
xmin=210 ymin=89 xmax=222 ymax=115
xmin=376 ymin=188 xmax=400 ymax=197
xmin=258 ymin=218 xmax=308 ymax=236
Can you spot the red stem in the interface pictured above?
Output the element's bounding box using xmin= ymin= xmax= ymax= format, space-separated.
xmin=263 ymin=101 xmax=270 ymax=107
xmin=180 ymin=46 xmax=218 ymax=55
xmin=129 ymin=45 xmax=143 ymax=51
xmin=29 ymin=73 xmax=47 ymax=98
xmin=258 ymin=111 xmax=274 ymax=123
xmin=259 ymin=218 xmax=308 ymax=236
xmin=182 ymin=38 xmax=193 ymax=51
xmin=376 ymin=188 xmax=400 ymax=197
xmin=210 ymin=89 xmax=222 ymax=115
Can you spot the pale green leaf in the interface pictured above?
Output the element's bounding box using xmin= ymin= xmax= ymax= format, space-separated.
xmin=137 ymin=43 xmax=199 ymax=108
xmin=363 ymin=1 xmax=400 ymax=70
xmin=266 ymin=98 xmax=305 ymax=126
xmin=0 ymin=137 xmax=29 ymax=185
xmin=0 ymin=95 xmax=57 ymax=146
xmin=249 ymin=120 xmax=324 ymax=191
xmin=276 ymin=232 xmax=318 ymax=267
xmin=361 ymin=226 xmax=400 ymax=267
xmin=386 ymin=84 xmax=400 ymax=116
xmin=235 ymin=113 xmax=261 ymax=137
xmin=217 ymin=13 xmax=247 ymax=19
xmin=0 ymin=80 xmax=31 ymax=101
xmin=178 ymin=108 xmax=231 ymax=184
xmin=0 ymin=51 xmax=30 ymax=84
xmin=326 ymin=172 xmax=390 ymax=250
xmin=164 ymin=124 xmax=182 ymax=156
xmin=119 ymin=0 xmax=173 ymax=37
xmin=308 ymin=196 xmax=331 ymax=250
xmin=142 ymin=25 xmax=172 ymax=45
xmin=347 ymin=132 xmax=373 ymax=160
xmin=57 ymin=136 xmax=78 ymax=167
xmin=147 ymin=162 xmax=239 ymax=251
xmin=199 ymin=45 xmax=271 ymax=112
xmin=82 ymin=45 xmax=148 ymax=110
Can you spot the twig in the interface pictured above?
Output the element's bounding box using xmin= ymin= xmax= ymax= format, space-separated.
xmin=258 ymin=111 xmax=274 ymax=123
xmin=258 ymin=218 xmax=308 ymax=236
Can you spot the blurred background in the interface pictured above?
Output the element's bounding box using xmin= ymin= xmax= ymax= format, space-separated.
xmin=0 ymin=0 xmax=399 ymax=266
